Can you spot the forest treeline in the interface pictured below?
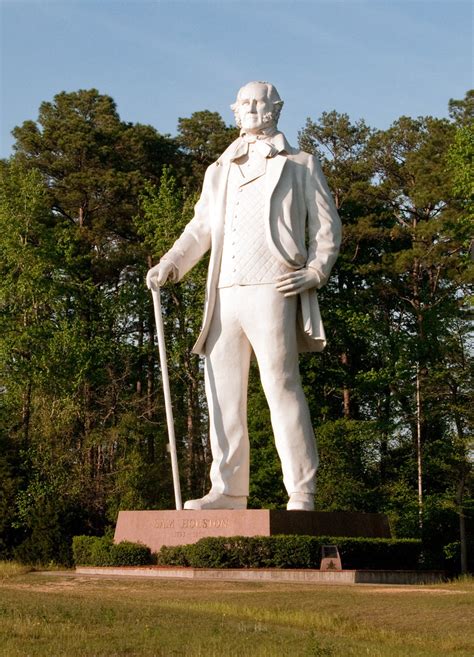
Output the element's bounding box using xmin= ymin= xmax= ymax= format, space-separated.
xmin=0 ymin=89 xmax=472 ymax=570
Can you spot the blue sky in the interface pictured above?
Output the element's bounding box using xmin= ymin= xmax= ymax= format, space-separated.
xmin=0 ymin=0 xmax=472 ymax=158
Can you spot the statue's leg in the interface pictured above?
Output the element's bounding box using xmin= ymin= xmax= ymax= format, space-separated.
xmin=204 ymin=287 xmax=252 ymax=497
xmin=241 ymin=285 xmax=318 ymax=498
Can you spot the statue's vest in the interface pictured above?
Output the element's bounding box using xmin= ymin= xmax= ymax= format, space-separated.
xmin=218 ymin=154 xmax=289 ymax=288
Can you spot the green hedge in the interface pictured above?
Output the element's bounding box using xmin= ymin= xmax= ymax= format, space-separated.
xmin=155 ymin=535 xmax=423 ymax=570
xmin=73 ymin=534 xmax=423 ymax=570
xmin=72 ymin=535 xmax=154 ymax=566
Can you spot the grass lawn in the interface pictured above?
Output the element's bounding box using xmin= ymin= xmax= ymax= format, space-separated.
xmin=0 ymin=564 xmax=473 ymax=657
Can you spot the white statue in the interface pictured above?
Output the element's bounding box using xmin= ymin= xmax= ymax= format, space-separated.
xmin=147 ymin=81 xmax=341 ymax=511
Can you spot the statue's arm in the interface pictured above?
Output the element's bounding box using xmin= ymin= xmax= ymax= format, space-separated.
xmin=304 ymin=155 xmax=342 ymax=287
xmin=275 ymin=156 xmax=341 ymax=297
xmin=147 ymin=170 xmax=213 ymax=290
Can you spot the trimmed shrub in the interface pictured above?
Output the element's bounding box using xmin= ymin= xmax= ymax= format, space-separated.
xmin=90 ymin=536 xmax=114 ymax=566
xmin=109 ymin=541 xmax=153 ymax=566
xmin=72 ymin=535 xmax=104 ymax=566
xmin=74 ymin=534 xmax=424 ymax=570
xmin=155 ymin=535 xmax=423 ymax=570
xmin=155 ymin=544 xmax=189 ymax=567
xmin=72 ymin=535 xmax=154 ymax=566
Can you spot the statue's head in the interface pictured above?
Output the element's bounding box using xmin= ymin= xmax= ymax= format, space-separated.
xmin=231 ymin=81 xmax=284 ymax=133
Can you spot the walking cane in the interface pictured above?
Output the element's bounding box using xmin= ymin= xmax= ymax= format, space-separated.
xmin=151 ymin=287 xmax=182 ymax=510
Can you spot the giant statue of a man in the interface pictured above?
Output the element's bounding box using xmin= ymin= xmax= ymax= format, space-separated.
xmin=147 ymin=81 xmax=341 ymax=511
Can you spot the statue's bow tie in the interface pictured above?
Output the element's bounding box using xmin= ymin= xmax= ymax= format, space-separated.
xmin=240 ymin=134 xmax=279 ymax=158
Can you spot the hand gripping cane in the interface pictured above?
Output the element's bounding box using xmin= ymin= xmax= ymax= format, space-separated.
xmin=151 ymin=288 xmax=182 ymax=510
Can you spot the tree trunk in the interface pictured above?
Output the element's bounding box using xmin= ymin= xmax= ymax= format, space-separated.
xmin=340 ymin=351 xmax=351 ymax=418
xmin=457 ymin=478 xmax=468 ymax=574
xmin=22 ymin=380 xmax=32 ymax=449
xmin=416 ymin=362 xmax=423 ymax=530
xmin=412 ymin=245 xmax=424 ymax=531
xmin=137 ymin=309 xmax=144 ymax=396
xmin=379 ymin=384 xmax=391 ymax=484
xmin=451 ymin=381 xmax=469 ymax=574
xmin=185 ymin=359 xmax=205 ymax=495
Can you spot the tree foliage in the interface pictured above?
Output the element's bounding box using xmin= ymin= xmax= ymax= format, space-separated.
xmin=177 ymin=110 xmax=239 ymax=187
xmin=298 ymin=100 xmax=473 ymax=562
xmin=0 ymin=88 xmax=472 ymax=571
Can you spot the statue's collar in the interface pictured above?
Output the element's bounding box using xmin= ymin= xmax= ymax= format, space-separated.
xmin=220 ymin=130 xmax=292 ymax=164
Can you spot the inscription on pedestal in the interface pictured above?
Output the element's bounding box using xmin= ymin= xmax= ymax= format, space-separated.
xmin=154 ymin=517 xmax=229 ymax=530
xmin=155 ymin=519 xmax=174 ymax=529
xmin=152 ymin=516 xmax=231 ymax=543
xmin=180 ymin=518 xmax=229 ymax=530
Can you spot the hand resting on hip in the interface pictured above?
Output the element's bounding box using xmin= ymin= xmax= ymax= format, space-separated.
xmin=275 ymin=267 xmax=322 ymax=296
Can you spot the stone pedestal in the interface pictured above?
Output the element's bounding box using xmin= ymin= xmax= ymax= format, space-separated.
xmin=114 ymin=510 xmax=390 ymax=553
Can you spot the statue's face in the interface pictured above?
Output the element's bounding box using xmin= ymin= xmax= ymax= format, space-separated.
xmin=236 ymin=82 xmax=275 ymax=133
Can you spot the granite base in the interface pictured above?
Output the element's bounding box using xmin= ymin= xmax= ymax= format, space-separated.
xmin=76 ymin=566 xmax=444 ymax=585
xmin=114 ymin=510 xmax=391 ymax=553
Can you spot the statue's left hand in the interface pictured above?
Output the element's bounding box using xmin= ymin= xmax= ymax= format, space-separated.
xmin=275 ymin=267 xmax=321 ymax=297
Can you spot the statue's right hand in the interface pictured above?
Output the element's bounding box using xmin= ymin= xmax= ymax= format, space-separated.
xmin=146 ymin=260 xmax=178 ymax=290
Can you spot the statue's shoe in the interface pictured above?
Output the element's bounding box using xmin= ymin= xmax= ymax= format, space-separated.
xmin=183 ymin=492 xmax=247 ymax=510
xmin=287 ymin=493 xmax=314 ymax=511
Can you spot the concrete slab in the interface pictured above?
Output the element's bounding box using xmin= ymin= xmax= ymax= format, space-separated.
xmin=75 ymin=566 xmax=444 ymax=585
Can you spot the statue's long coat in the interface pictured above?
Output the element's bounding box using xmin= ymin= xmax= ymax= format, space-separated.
xmin=163 ymin=132 xmax=342 ymax=356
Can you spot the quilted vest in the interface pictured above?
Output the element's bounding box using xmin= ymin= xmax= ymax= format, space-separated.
xmin=218 ymin=153 xmax=289 ymax=288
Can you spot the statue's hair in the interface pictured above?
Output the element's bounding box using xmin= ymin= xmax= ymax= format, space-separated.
xmin=230 ymin=81 xmax=284 ymax=128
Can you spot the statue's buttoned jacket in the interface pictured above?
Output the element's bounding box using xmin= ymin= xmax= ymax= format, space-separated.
xmin=163 ymin=132 xmax=342 ymax=356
